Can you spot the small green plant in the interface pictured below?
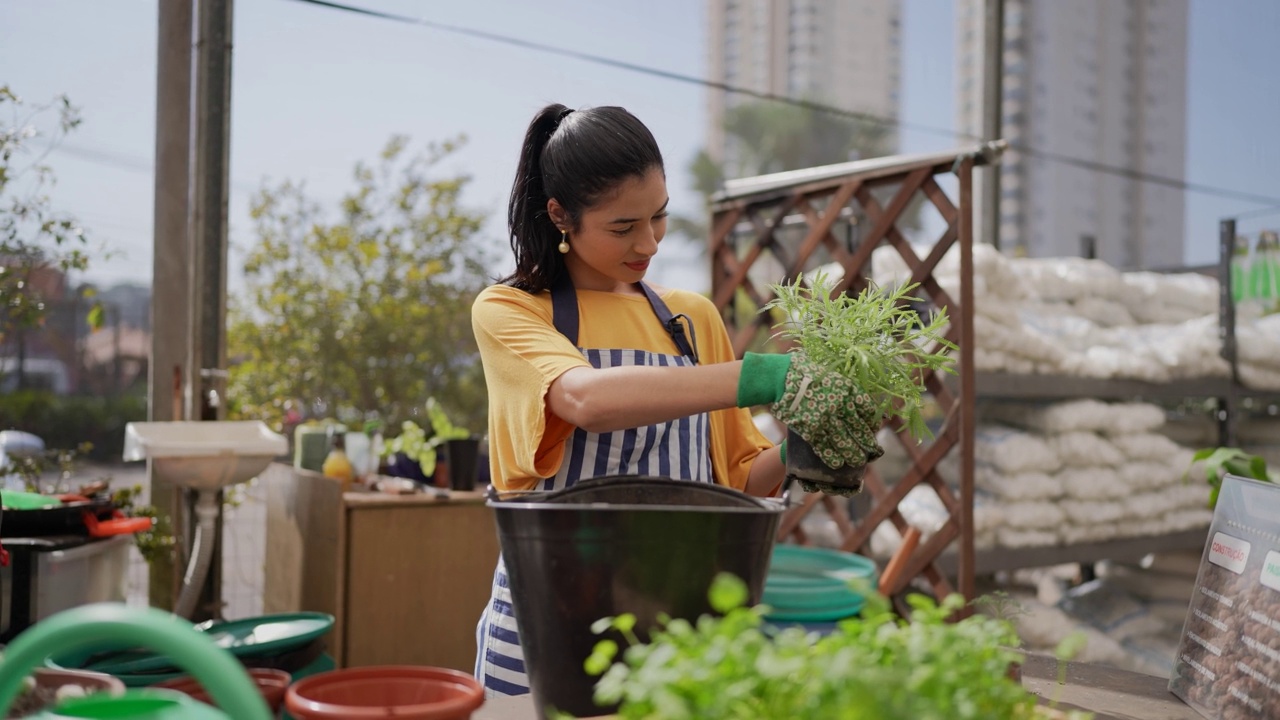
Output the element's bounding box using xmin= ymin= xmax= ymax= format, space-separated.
xmin=1186 ymin=446 xmax=1272 ymax=509
xmin=765 ymin=272 xmax=956 ymax=440
xmin=380 ymin=397 xmax=471 ymax=476
xmin=0 ymin=442 xmax=94 ymax=494
xmin=111 ymin=484 xmax=176 ymax=565
xmin=582 ymin=573 xmax=1088 ymax=720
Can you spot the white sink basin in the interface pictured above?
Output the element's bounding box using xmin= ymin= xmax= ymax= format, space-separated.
xmin=123 ymin=421 xmax=288 ymax=491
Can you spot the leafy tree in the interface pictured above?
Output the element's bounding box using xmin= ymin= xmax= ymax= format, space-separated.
xmin=0 ymin=86 xmax=105 ymax=388
xmin=227 ymin=136 xmax=492 ymax=434
xmin=671 ymin=101 xmax=905 ymax=245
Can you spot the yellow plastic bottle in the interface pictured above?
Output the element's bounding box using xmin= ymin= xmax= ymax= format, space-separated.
xmin=322 ymin=433 xmax=355 ymax=491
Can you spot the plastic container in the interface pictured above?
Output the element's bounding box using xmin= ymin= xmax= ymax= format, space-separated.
xmin=488 ymin=476 xmax=784 ymax=719
xmin=785 ymin=428 xmax=867 ymax=494
xmin=154 ymin=668 xmax=290 ymax=715
xmin=285 ymin=666 xmax=483 ymax=720
xmin=762 ymin=544 xmax=878 ymax=622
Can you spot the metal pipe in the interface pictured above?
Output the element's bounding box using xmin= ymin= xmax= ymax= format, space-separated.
xmin=190 ymin=0 xmax=234 ymax=424
xmin=1219 ymin=218 xmax=1238 ymax=447
xmin=980 ymin=0 xmax=1004 ymax=249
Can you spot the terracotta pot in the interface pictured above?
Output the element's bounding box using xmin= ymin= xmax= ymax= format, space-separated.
xmin=785 ymin=428 xmax=866 ymax=493
xmin=285 ymin=666 xmax=484 ymax=720
xmin=153 ymin=668 xmax=291 ymax=714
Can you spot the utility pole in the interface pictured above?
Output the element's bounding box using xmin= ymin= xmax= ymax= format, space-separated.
xmin=148 ymin=0 xmax=235 ymax=618
xmin=981 ymin=0 xmax=1004 ymax=249
xmin=187 ymin=0 xmax=235 ymax=621
xmin=149 ymin=0 xmax=195 ymax=612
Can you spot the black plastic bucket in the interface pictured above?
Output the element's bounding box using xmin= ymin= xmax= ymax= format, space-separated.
xmin=487 ymin=476 xmax=784 ymax=719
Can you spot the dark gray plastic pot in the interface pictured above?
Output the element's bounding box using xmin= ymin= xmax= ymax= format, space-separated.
xmin=785 ymin=427 xmax=867 ymax=494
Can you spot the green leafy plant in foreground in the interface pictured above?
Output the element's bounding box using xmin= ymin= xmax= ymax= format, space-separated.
xmin=1186 ymin=446 xmax=1273 ymax=509
xmin=583 ymin=574 xmax=1090 ymax=720
xmin=765 ymin=272 xmax=956 ymax=440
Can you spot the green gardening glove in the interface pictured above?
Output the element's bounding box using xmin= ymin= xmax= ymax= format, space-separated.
xmin=737 ymin=351 xmax=884 ymax=469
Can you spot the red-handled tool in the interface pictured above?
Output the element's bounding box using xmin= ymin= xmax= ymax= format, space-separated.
xmin=82 ymin=509 xmax=154 ymax=538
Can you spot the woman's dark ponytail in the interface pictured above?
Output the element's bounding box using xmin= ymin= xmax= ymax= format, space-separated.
xmin=502 ymin=103 xmax=665 ymax=293
xmin=503 ymin=103 xmax=571 ymax=293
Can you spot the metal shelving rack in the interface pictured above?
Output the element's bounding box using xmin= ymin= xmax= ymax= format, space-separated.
xmin=709 ymin=153 xmax=1271 ymax=589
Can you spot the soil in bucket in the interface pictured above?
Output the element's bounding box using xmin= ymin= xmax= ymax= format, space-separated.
xmin=284 ymin=666 xmax=484 ymax=720
xmin=488 ymin=475 xmax=785 ymax=719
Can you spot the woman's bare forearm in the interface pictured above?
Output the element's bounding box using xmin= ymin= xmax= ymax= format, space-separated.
xmin=548 ymin=361 xmax=743 ymax=433
xmin=745 ymin=444 xmax=785 ymax=497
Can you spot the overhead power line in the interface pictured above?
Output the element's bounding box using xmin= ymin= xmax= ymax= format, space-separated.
xmin=286 ymin=0 xmax=1280 ymax=209
xmin=1232 ymin=205 xmax=1280 ymax=223
xmin=54 ymin=143 xmax=257 ymax=197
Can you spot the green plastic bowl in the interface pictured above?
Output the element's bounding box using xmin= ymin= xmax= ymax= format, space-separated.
xmin=47 ymin=612 xmax=335 ymax=683
xmin=762 ymin=544 xmax=878 ymax=622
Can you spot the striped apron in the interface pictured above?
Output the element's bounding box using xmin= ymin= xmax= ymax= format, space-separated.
xmin=474 ymin=280 xmax=710 ymax=697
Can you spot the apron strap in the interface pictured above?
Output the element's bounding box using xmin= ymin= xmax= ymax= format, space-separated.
xmin=549 ymin=278 xmax=698 ymax=364
xmin=637 ymin=282 xmax=699 ymax=364
xmin=550 ymin=275 xmax=580 ymax=346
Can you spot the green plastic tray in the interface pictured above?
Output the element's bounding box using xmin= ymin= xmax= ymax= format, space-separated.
xmin=51 ymin=612 xmax=334 ymax=677
xmin=762 ymin=544 xmax=878 ymax=622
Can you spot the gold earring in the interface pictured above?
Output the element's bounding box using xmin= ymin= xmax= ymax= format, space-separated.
xmin=558 ymin=230 xmax=570 ymax=254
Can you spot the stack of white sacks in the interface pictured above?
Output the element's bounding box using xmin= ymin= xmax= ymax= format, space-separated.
xmin=867 ymin=244 xmax=1280 ymax=388
xmin=870 ymin=399 xmax=1213 ymax=556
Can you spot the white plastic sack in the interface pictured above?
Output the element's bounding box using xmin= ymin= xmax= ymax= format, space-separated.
xmin=1060 ymin=499 xmax=1128 ymax=524
xmin=1010 ymin=599 xmax=1130 ymax=665
xmin=1001 ymin=500 xmax=1067 ymax=529
xmin=975 ymin=466 xmax=1062 ymax=500
xmin=1122 ymin=488 xmax=1196 ymax=520
xmin=1100 ymin=402 xmax=1167 ymax=435
xmin=1117 ymin=461 xmax=1181 ymax=492
xmin=1050 ymin=432 xmax=1126 ymax=468
xmin=1071 ymin=297 xmax=1137 ymax=328
xmin=1059 ymin=523 xmax=1121 ymax=544
xmin=1110 ymin=432 xmax=1182 ymax=462
xmin=1056 ymin=467 xmax=1128 ymax=501
xmin=986 ymin=399 xmax=1113 ymax=434
xmin=1011 ymin=257 xmax=1124 ymax=303
xmin=1121 ymin=271 xmax=1218 ymax=316
xmin=1239 ymin=362 xmax=1280 ymax=391
xmin=975 ymin=425 xmax=1062 ymax=474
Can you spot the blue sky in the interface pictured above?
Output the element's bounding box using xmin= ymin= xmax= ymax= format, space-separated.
xmin=2 ymin=0 xmax=1278 ymax=293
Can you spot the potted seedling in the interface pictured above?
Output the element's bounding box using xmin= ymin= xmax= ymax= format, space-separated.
xmin=764 ymin=271 xmax=956 ymax=495
xmin=381 ymin=398 xmax=478 ymax=490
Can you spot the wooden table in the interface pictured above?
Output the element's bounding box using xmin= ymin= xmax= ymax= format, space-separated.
xmin=473 ymin=653 xmax=1201 ymax=720
xmin=263 ymin=463 xmax=501 ymax=672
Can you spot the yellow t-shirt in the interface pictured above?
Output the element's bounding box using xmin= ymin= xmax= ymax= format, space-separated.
xmin=471 ymin=283 xmax=771 ymax=492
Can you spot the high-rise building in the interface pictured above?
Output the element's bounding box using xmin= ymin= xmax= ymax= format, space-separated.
xmin=957 ymin=0 xmax=1189 ymax=269
xmin=706 ymin=0 xmax=903 ymax=168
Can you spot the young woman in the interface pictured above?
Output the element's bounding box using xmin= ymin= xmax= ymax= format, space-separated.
xmin=471 ymin=103 xmax=878 ymax=697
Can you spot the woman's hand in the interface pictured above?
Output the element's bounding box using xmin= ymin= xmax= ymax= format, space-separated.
xmin=738 ymin=351 xmax=884 ymax=469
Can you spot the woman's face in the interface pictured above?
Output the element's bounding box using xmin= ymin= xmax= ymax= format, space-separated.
xmin=552 ymin=167 xmax=669 ymax=293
